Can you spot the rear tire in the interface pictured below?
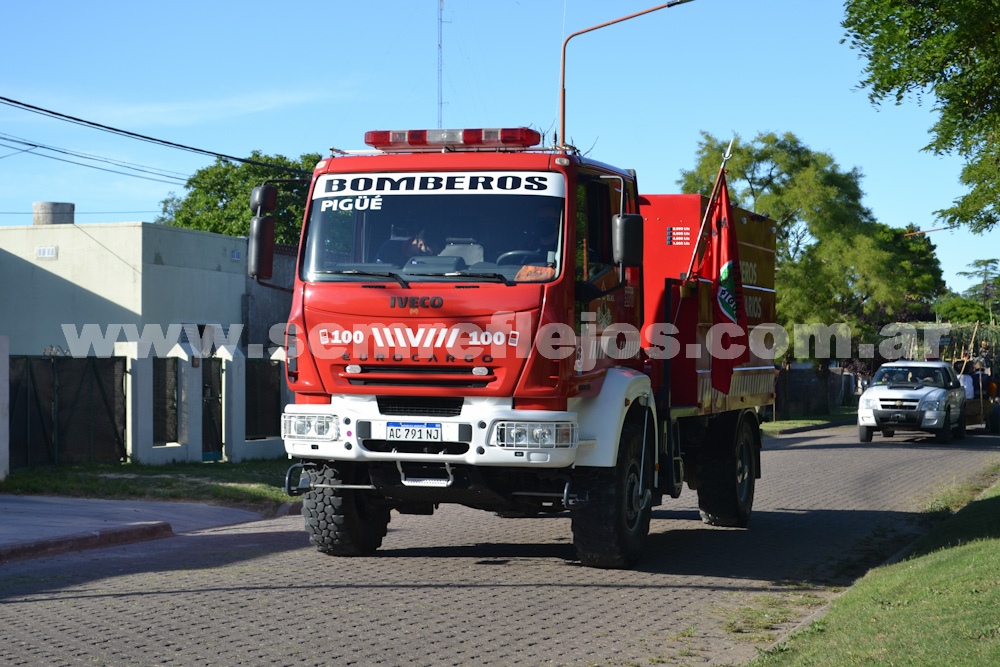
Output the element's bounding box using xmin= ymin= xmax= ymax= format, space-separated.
xmin=698 ymin=414 xmax=757 ymax=528
xmin=990 ymin=404 xmax=1000 ymax=435
xmin=571 ymin=413 xmax=653 ymax=569
xmin=303 ymin=464 xmax=390 ymax=556
xmin=859 ymin=425 xmax=873 ymax=443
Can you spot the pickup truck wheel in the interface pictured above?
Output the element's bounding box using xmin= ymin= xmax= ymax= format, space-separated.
xmin=698 ymin=414 xmax=757 ymax=528
xmin=571 ymin=413 xmax=652 ymax=569
xmin=859 ymin=425 xmax=873 ymax=443
xmin=953 ymin=407 xmax=967 ymax=440
xmin=303 ymin=464 xmax=390 ymax=556
xmin=990 ymin=404 xmax=1000 ymax=435
xmin=935 ymin=409 xmax=953 ymax=444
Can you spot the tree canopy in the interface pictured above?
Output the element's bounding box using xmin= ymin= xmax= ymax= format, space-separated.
xmin=678 ymin=131 xmax=945 ymax=350
xmin=156 ymin=151 xmax=320 ymax=245
xmin=934 ymin=295 xmax=990 ymax=324
xmin=842 ymin=0 xmax=1000 ymax=233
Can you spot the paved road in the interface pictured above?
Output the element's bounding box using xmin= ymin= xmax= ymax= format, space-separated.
xmin=2 ymin=425 xmax=999 ymax=667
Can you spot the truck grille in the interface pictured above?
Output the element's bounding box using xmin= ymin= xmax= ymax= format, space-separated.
xmin=377 ymin=396 xmax=464 ymax=417
xmin=878 ymin=398 xmax=919 ymax=410
xmin=345 ymin=365 xmax=493 ymax=388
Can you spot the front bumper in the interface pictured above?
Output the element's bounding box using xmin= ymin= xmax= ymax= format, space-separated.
xmin=858 ymin=408 xmax=946 ymax=431
xmin=281 ymin=397 xmax=581 ymax=469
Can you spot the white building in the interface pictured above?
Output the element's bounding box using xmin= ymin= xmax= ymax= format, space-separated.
xmin=0 ymin=214 xmax=292 ymax=467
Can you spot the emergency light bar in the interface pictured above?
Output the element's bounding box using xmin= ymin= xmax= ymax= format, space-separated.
xmin=364 ymin=127 xmax=541 ymax=151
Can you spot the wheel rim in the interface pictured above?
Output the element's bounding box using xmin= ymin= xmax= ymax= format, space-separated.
xmin=624 ymin=461 xmax=643 ymax=531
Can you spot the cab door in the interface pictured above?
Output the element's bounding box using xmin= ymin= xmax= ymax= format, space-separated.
xmin=572 ymin=170 xmax=642 ymax=375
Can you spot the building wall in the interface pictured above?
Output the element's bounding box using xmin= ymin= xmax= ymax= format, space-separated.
xmin=0 ymin=224 xmax=144 ymax=355
xmin=243 ymin=244 xmax=296 ymax=354
xmin=139 ymin=225 xmax=247 ymax=340
xmin=0 ymin=223 xmax=247 ymax=356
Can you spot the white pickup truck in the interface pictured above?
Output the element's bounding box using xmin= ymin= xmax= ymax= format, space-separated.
xmin=857 ymin=360 xmax=967 ymax=443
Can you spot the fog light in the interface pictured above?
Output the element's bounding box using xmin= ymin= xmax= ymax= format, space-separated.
xmin=532 ymin=426 xmax=553 ymax=445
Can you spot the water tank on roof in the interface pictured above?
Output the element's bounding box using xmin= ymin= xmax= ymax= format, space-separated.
xmin=32 ymin=202 xmax=75 ymax=225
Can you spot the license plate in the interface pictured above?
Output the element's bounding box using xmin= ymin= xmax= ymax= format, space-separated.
xmin=386 ymin=422 xmax=443 ymax=441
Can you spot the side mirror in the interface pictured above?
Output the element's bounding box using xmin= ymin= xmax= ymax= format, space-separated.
xmin=248 ymin=215 xmax=275 ymax=279
xmin=612 ymin=214 xmax=643 ymax=267
xmin=250 ymin=185 xmax=279 ymax=214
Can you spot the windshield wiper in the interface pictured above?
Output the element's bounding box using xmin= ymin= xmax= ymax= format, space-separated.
xmin=406 ymin=271 xmax=514 ymax=286
xmin=312 ymin=269 xmax=409 ymax=288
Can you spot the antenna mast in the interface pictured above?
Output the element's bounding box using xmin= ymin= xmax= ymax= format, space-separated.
xmin=437 ymin=0 xmax=444 ymax=128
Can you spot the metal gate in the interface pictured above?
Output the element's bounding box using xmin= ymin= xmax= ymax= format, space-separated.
xmin=152 ymin=357 xmax=179 ymax=444
xmin=202 ymin=358 xmax=223 ymax=461
xmin=245 ymin=359 xmax=282 ymax=439
xmin=8 ymin=356 xmax=127 ymax=470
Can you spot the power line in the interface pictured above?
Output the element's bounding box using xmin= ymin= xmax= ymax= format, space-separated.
xmin=0 ymin=95 xmax=310 ymax=176
xmin=0 ymin=211 xmax=160 ymax=215
xmin=0 ymin=132 xmax=189 ymax=179
xmin=0 ymin=139 xmax=187 ymax=185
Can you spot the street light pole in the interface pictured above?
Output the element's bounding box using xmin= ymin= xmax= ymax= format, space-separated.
xmin=558 ymin=0 xmax=697 ymax=152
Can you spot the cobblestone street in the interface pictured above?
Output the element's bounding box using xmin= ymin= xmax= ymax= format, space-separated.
xmin=2 ymin=426 xmax=998 ymax=666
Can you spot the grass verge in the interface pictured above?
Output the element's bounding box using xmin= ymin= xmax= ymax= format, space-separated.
xmin=759 ymin=405 xmax=856 ymax=437
xmin=0 ymin=459 xmax=294 ymax=516
xmin=749 ymin=474 xmax=1000 ymax=666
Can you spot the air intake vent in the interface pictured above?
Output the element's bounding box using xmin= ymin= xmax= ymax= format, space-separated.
xmin=376 ymin=396 xmax=464 ymax=417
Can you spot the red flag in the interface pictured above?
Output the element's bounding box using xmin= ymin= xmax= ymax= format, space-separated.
xmin=709 ymin=173 xmax=750 ymax=394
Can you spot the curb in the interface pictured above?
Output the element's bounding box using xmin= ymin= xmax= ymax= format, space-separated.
xmin=278 ymin=501 xmax=303 ymax=516
xmin=774 ymin=419 xmax=856 ymax=435
xmin=0 ymin=521 xmax=174 ymax=564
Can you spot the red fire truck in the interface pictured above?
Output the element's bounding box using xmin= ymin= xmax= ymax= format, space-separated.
xmin=248 ymin=127 xmax=776 ymax=568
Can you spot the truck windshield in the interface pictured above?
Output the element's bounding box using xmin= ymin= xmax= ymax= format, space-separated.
xmin=301 ymin=171 xmax=565 ymax=284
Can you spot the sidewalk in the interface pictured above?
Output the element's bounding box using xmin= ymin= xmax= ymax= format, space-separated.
xmin=0 ymin=495 xmax=268 ymax=563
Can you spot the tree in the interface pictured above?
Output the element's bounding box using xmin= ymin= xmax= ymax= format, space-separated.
xmin=956 ymin=258 xmax=999 ymax=324
xmin=842 ymin=0 xmax=1000 ymax=233
xmin=157 ymin=151 xmax=319 ymax=245
xmin=934 ymin=294 xmax=989 ymax=324
xmin=678 ymin=132 xmax=945 ymax=345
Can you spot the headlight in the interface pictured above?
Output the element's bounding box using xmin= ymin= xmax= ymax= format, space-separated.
xmin=283 ymin=414 xmax=341 ymax=441
xmin=919 ymin=399 xmax=942 ymax=411
xmin=491 ymin=421 xmax=577 ymax=449
xmin=861 ymin=397 xmax=878 ymax=409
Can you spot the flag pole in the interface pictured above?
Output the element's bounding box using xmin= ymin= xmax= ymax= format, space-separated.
xmin=683 ymin=137 xmax=735 ymax=282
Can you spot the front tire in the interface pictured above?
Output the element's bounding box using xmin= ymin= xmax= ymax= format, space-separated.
xmin=698 ymin=414 xmax=757 ymax=528
xmin=954 ymin=407 xmax=967 ymax=440
xmin=935 ymin=409 xmax=953 ymax=444
xmin=859 ymin=425 xmax=873 ymax=443
xmin=302 ymin=464 xmax=390 ymax=556
xmin=571 ymin=413 xmax=653 ymax=569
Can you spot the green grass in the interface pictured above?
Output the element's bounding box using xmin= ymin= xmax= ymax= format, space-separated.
xmin=759 ymin=405 xmax=857 ymax=437
xmin=0 ymin=459 xmax=294 ymax=516
xmin=749 ymin=479 xmax=1000 ymax=666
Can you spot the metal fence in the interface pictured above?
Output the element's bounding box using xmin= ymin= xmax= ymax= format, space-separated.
xmin=8 ymin=356 xmax=127 ymax=469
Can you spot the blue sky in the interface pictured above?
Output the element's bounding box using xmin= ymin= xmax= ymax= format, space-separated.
xmin=1 ymin=0 xmax=990 ymax=294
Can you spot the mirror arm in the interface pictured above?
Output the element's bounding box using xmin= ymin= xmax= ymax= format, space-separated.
xmin=254 ymin=276 xmax=294 ymax=294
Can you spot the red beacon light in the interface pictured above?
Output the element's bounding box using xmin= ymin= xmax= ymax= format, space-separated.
xmin=364 ymin=127 xmax=541 ymax=152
